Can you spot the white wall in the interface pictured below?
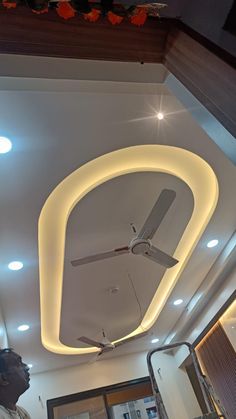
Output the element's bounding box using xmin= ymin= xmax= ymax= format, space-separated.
xmin=20 ymin=350 xmax=202 ymax=419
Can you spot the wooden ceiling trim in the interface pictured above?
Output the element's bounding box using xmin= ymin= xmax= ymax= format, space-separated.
xmin=0 ymin=7 xmax=172 ymax=62
xmin=165 ymin=27 xmax=236 ymax=139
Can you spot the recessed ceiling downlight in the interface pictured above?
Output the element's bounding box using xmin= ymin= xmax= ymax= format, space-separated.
xmin=8 ymin=261 xmax=23 ymax=271
xmin=17 ymin=324 xmax=29 ymax=332
xmin=207 ymin=239 xmax=219 ymax=248
xmin=157 ymin=112 xmax=164 ymax=120
xmin=173 ymin=299 xmax=183 ymax=306
xmin=0 ymin=137 xmax=12 ymax=154
xmin=151 ymin=338 xmax=159 ymax=343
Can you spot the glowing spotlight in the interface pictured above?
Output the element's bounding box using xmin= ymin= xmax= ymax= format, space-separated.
xmin=151 ymin=338 xmax=159 ymax=344
xmin=0 ymin=137 xmax=12 ymax=154
xmin=157 ymin=112 xmax=164 ymax=120
xmin=17 ymin=324 xmax=30 ymax=332
xmin=174 ymin=299 xmax=183 ymax=306
xmin=207 ymin=239 xmax=219 ymax=248
xmin=27 ymin=364 xmax=33 ymax=368
xmin=8 ymin=261 xmax=23 ymax=271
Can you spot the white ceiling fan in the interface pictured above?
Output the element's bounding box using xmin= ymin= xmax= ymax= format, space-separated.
xmin=78 ymin=330 xmax=149 ymax=360
xmin=71 ymin=189 xmax=178 ymax=269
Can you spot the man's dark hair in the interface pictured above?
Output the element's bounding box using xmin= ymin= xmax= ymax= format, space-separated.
xmin=0 ymin=348 xmax=14 ymax=374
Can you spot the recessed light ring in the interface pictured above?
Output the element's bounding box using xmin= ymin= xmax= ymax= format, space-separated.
xmin=151 ymin=338 xmax=159 ymax=343
xmin=17 ymin=324 xmax=30 ymax=332
xmin=0 ymin=136 xmax=12 ymax=154
xmin=173 ymin=299 xmax=183 ymax=306
xmin=157 ymin=112 xmax=164 ymax=120
xmin=8 ymin=261 xmax=23 ymax=271
xmin=207 ymin=239 xmax=219 ymax=248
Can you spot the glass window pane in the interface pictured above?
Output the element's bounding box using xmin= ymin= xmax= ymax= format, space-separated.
xmin=111 ymin=396 xmax=157 ymax=419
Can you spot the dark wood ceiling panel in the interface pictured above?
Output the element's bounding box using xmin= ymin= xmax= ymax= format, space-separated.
xmin=164 ymin=26 xmax=236 ymax=139
xmin=0 ymin=8 xmax=171 ymax=62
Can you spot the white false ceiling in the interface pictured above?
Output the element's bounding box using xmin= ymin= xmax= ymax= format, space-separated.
xmin=0 ymin=59 xmax=235 ymax=373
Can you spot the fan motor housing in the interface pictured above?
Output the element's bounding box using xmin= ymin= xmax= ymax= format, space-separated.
xmin=130 ymin=238 xmax=150 ymax=255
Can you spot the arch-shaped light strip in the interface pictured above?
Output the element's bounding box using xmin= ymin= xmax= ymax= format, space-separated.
xmin=39 ymin=145 xmax=218 ymax=354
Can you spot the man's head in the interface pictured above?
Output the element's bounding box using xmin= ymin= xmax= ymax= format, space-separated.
xmin=0 ymin=349 xmax=30 ymax=401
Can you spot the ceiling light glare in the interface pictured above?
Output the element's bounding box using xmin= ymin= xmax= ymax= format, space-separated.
xmin=157 ymin=112 xmax=164 ymax=120
xmin=17 ymin=324 xmax=29 ymax=332
xmin=207 ymin=239 xmax=219 ymax=248
xmin=8 ymin=261 xmax=23 ymax=271
xmin=173 ymin=299 xmax=183 ymax=306
xmin=151 ymin=338 xmax=159 ymax=344
xmin=0 ymin=137 xmax=12 ymax=154
xmin=27 ymin=364 xmax=33 ymax=368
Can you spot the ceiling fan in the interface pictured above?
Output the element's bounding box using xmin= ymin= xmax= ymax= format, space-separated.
xmin=71 ymin=189 xmax=178 ymax=269
xmin=77 ymin=330 xmax=149 ymax=360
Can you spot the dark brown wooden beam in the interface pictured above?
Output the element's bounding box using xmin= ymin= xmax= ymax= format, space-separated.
xmin=176 ymin=21 xmax=236 ymax=70
xmin=0 ymin=7 xmax=172 ymax=62
xmin=165 ymin=26 xmax=236 ymax=139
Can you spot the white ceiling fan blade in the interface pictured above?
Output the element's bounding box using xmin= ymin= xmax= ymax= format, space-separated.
xmin=71 ymin=246 xmax=129 ymax=267
xmin=137 ymin=189 xmax=176 ymax=240
xmin=88 ymin=351 xmax=103 ymax=364
xmin=77 ymin=336 xmax=104 ymax=349
xmin=114 ymin=331 xmax=149 ymax=347
xmin=143 ymin=245 xmax=178 ymax=268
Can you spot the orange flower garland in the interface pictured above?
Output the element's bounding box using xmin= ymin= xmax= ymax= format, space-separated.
xmin=57 ymin=1 xmax=75 ymax=19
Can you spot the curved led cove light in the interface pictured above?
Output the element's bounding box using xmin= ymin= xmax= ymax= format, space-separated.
xmin=39 ymin=145 xmax=218 ymax=354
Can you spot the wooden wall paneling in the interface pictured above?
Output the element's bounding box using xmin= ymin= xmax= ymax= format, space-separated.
xmin=164 ymin=27 xmax=236 ymax=139
xmin=106 ymin=381 xmax=152 ymax=406
xmin=196 ymin=323 xmax=236 ymax=419
xmin=0 ymin=7 xmax=171 ymax=62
